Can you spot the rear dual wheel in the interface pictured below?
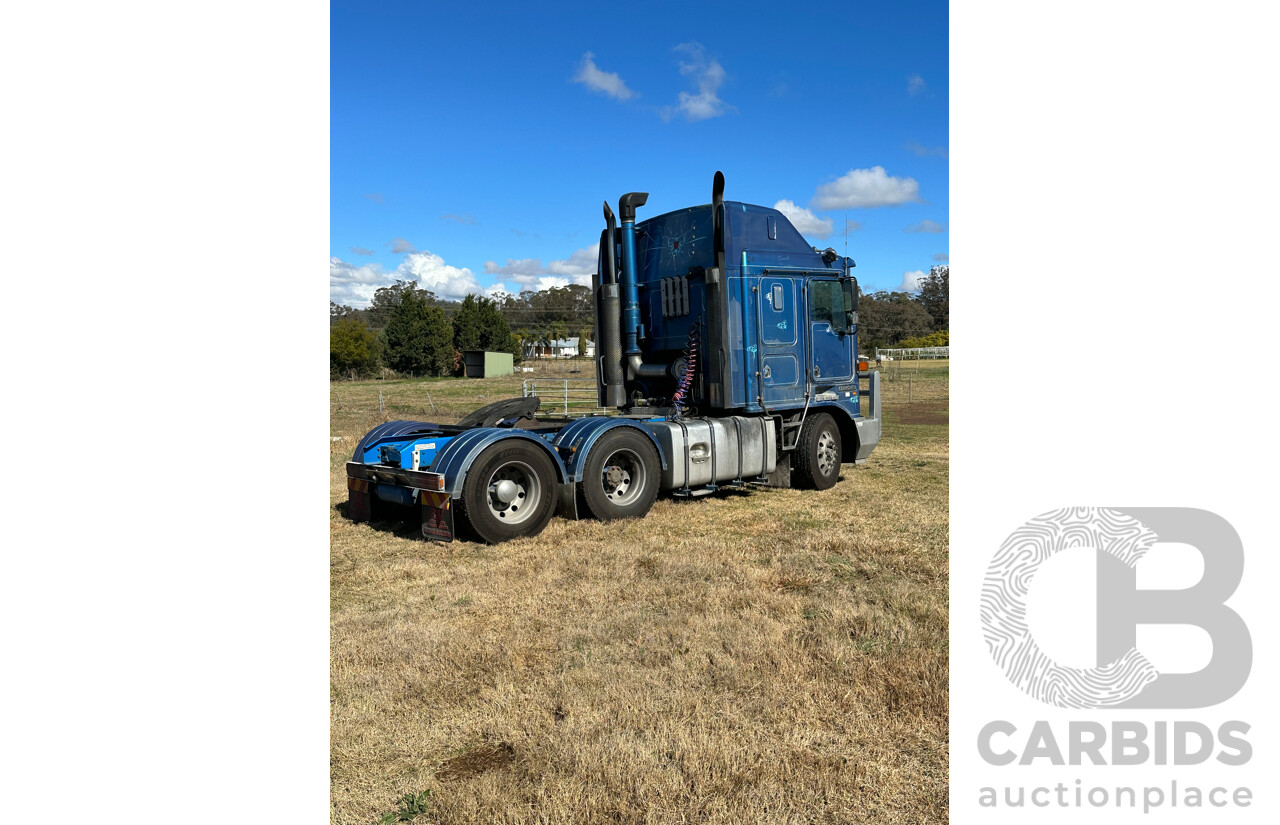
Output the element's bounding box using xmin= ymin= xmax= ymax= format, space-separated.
xmin=457 ymin=441 xmax=557 ymax=544
xmin=580 ymin=429 xmax=660 ymax=521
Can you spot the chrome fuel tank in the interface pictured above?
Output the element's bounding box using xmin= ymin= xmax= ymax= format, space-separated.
xmin=644 ymin=416 xmax=776 ymax=490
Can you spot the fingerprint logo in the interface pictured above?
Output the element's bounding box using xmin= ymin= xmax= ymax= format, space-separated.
xmin=981 ymin=507 xmax=1251 ymax=709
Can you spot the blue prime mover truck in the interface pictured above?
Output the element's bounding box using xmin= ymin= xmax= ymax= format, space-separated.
xmin=346 ymin=173 xmax=881 ymax=543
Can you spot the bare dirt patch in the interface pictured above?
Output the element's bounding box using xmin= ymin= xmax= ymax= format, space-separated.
xmin=435 ymin=742 xmax=516 ymax=782
xmin=894 ymin=401 xmax=948 ymax=426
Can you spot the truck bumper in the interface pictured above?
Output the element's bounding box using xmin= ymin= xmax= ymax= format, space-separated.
xmin=853 ymin=370 xmax=882 ymax=463
xmin=346 ymin=462 xmax=455 ymax=540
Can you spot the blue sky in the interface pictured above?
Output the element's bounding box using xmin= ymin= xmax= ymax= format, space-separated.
xmin=331 ymin=0 xmax=948 ymax=308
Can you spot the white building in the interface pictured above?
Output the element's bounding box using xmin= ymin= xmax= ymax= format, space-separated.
xmin=524 ymin=337 xmax=595 ymax=359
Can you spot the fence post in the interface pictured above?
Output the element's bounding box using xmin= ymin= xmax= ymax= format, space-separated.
xmin=564 ymin=381 xmax=569 ymax=415
xmin=379 ymin=391 xmax=384 ymax=416
xmin=908 ymin=375 xmax=912 ymax=403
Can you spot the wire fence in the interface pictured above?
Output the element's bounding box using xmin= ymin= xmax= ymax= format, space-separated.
xmin=331 ymin=359 xmax=949 ymax=442
xmin=874 ymin=346 xmax=949 ymax=361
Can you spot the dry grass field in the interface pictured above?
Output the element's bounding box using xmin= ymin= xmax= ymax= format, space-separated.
xmin=331 ymin=360 xmax=948 ymax=824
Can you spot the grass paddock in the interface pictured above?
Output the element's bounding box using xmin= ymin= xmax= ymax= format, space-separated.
xmin=331 ymin=360 xmax=948 ymax=824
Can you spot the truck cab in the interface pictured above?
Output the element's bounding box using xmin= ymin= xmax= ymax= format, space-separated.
xmin=596 ymin=174 xmax=879 ymax=465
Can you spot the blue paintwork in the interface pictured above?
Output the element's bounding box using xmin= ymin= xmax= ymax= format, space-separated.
xmin=351 ymin=414 xmax=669 ymax=501
xmin=552 ymin=416 xmax=668 ymax=482
xmin=807 ymin=401 xmax=862 ymax=430
xmin=630 ymin=201 xmax=862 ymax=420
xmin=428 ymin=427 xmax=569 ymax=497
xmin=635 ymin=206 xmax=715 ymax=352
xmin=352 ymin=419 xmax=443 ymax=462
xmin=352 ymin=419 xmax=453 ymax=469
xmin=621 ymin=217 xmax=642 ymax=355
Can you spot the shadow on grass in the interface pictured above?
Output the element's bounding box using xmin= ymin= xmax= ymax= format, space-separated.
xmin=332 ymin=499 xmax=426 ymax=541
xmin=658 ymin=483 xmax=801 ymax=504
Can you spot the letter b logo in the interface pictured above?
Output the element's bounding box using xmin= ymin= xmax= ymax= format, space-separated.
xmin=981 ymin=508 xmax=1251 ymax=708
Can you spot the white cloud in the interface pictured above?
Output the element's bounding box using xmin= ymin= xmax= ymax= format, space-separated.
xmin=439 ymin=213 xmax=476 ymax=225
xmin=772 ymin=199 xmax=833 ymax=239
xmin=908 ymin=74 xmax=925 ymax=96
xmin=333 ymin=245 xmax=600 ymax=308
xmin=844 ymin=219 xmax=862 ymax=233
xmin=330 ymin=257 xmax=389 ymax=308
xmin=812 ymin=166 xmax=922 ymax=209
xmin=573 ymin=52 xmax=635 ymax=100
xmin=546 ymin=245 xmax=598 ymax=277
xmin=933 ymin=252 xmax=949 ymax=262
xmin=330 ymin=249 xmax=484 ymax=307
xmin=388 ymin=238 xmax=417 ymax=253
xmin=662 ymin=42 xmax=731 ymax=122
xmin=899 ymin=269 xmax=927 ymax=292
xmin=398 ymin=251 xmax=482 ymax=299
xmin=483 ymin=244 xmax=597 ymax=292
xmin=905 ymin=219 xmax=947 ymax=233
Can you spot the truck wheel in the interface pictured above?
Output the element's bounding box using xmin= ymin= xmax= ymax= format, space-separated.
xmin=456 ymin=440 xmax=558 ymax=544
xmin=793 ymin=412 xmax=841 ymax=490
xmin=580 ymin=429 xmax=660 ymax=521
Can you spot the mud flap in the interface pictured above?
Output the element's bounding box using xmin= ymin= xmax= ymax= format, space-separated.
xmin=348 ymin=477 xmax=373 ymax=521
xmin=421 ymin=504 xmax=454 ymax=542
xmin=760 ymin=453 xmax=792 ymax=488
xmin=556 ymin=482 xmax=579 ymax=520
xmin=419 ymin=490 xmax=455 ymax=542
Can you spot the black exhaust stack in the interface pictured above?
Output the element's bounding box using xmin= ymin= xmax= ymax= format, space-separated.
xmin=703 ymin=171 xmax=728 ymax=408
xmin=598 ymin=201 xmax=626 ymax=408
xmin=713 ymin=170 xmax=725 ymax=271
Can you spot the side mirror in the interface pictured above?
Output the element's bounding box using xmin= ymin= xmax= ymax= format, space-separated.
xmin=842 ymin=277 xmax=858 ymax=332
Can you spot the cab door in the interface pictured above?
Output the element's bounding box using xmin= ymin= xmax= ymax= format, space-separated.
xmin=807 ymin=278 xmax=853 ymax=383
xmin=758 ymin=275 xmax=803 ymax=404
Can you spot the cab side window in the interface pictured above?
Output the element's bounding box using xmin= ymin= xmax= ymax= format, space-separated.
xmin=809 ymin=280 xmax=838 ymax=327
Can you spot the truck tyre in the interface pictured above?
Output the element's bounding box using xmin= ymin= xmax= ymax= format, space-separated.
xmin=456 ymin=440 xmax=558 ymax=544
xmin=580 ymin=428 xmax=661 ymax=521
xmin=793 ymin=412 xmax=841 ymax=490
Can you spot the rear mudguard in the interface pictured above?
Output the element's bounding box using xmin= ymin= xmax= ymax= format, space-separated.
xmin=552 ymin=417 xmax=668 ymax=482
xmin=350 ymin=418 xmax=669 ymax=524
xmin=352 ymin=419 xmax=444 ymax=464
xmin=430 ymin=428 xmax=570 ymax=496
xmin=429 ymin=427 xmax=578 ymax=520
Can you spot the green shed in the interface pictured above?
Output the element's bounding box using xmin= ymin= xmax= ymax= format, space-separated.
xmin=462 ymin=350 xmax=514 ymax=378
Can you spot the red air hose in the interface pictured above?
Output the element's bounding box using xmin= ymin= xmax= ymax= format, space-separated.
xmin=672 ymin=324 xmax=699 ymax=416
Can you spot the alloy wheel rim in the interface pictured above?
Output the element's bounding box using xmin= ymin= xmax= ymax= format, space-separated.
xmin=816 ymin=431 xmax=837 ymax=475
xmin=486 ymin=460 xmax=540 ymax=524
xmin=600 ymin=448 xmax=647 ymax=506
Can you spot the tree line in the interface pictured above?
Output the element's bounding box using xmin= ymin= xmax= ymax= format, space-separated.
xmin=330 ymin=282 xmax=599 ymax=379
xmin=330 ymin=265 xmax=948 ymax=379
xmin=855 ymin=265 xmax=948 ymax=353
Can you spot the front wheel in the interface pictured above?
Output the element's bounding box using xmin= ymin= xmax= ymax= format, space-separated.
xmin=456 ymin=440 xmax=558 ymax=544
xmin=580 ymin=429 xmax=660 ymax=521
xmin=793 ymin=412 xmax=841 ymax=490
